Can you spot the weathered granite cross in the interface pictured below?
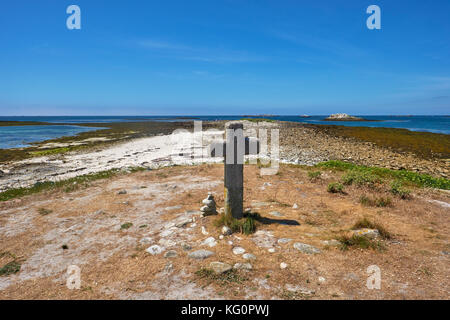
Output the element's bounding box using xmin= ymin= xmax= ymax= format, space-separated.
xmin=209 ymin=123 xmax=259 ymax=219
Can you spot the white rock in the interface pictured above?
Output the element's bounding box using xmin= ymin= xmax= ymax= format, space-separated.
xmin=221 ymin=226 xmax=232 ymax=236
xmin=243 ymin=253 xmax=256 ymax=260
xmin=351 ymin=228 xmax=380 ymax=239
xmin=280 ymin=262 xmax=288 ymax=269
xmin=293 ymin=242 xmax=321 ymax=254
xmin=201 ymin=226 xmax=209 ymax=235
xmin=139 ymin=237 xmax=153 ymax=245
xmin=234 ymin=263 xmax=252 ymax=270
xmin=175 ymin=218 xmax=192 ymax=228
xmin=202 ymin=237 xmax=217 ymax=247
xmin=227 ymin=241 xmax=233 ymax=246
xmin=146 ymin=245 xmax=164 ymax=255
xmin=188 ymin=250 xmax=214 ymax=260
xmin=160 ymin=228 xmax=175 ymax=237
xmin=210 ymin=261 xmax=232 ymax=274
xmin=269 ymin=211 xmax=283 ymax=217
xmin=318 ymin=276 xmax=326 ymax=284
xmin=159 ymin=238 xmax=176 ymax=247
xmin=164 ymin=222 xmax=175 ymax=229
xmin=428 ymin=199 xmax=450 ymax=209
xmin=200 ymin=205 xmax=212 ymax=212
xmin=202 ymin=199 xmax=215 ymax=206
xmin=268 ymin=248 xmax=276 ymax=253
xmin=277 ymin=238 xmax=292 ymax=244
xmin=232 ymin=247 xmax=246 ymax=255
xmin=322 ymin=239 xmax=341 ymax=247
xmin=285 ymin=284 xmax=315 ymax=295
xmin=219 ymin=235 xmax=224 ymax=240
xmin=164 ymin=250 xmax=178 ymax=258
xmin=292 ymin=203 xmax=298 ymax=209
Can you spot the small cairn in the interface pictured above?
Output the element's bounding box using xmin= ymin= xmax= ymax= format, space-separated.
xmin=200 ymin=192 xmax=217 ymax=216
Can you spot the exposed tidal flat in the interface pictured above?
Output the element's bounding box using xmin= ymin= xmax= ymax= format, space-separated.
xmin=0 ymin=118 xmax=448 ymax=193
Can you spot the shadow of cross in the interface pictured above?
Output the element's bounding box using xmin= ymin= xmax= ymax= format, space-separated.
xmin=209 ymin=123 xmax=259 ymax=219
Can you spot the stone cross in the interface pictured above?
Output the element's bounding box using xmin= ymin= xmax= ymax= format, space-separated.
xmin=209 ymin=123 xmax=259 ymax=219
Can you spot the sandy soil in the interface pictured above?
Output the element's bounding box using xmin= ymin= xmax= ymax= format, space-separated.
xmin=0 ymin=128 xmax=225 ymax=192
xmin=0 ymin=164 xmax=448 ymax=300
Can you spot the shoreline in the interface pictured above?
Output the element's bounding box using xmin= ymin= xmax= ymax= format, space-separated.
xmin=0 ymin=119 xmax=449 ymax=192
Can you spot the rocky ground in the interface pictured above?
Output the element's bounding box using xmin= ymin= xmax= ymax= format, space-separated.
xmin=278 ymin=122 xmax=449 ymax=178
xmin=0 ymin=164 xmax=449 ymax=299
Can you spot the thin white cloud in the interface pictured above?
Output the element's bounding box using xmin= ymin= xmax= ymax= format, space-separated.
xmin=135 ymin=38 xmax=266 ymax=63
xmin=271 ymin=31 xmax=367 ymax=58
xmin=136 ymin=40 xmax=192 ymax=51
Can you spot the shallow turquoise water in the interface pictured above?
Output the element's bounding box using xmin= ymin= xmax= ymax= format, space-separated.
xmin=0 ymin=125 xmax=104 ymax=149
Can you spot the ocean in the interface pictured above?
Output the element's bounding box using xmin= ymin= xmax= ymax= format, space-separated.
xmin=0 ymin=115 xmax=448 ymax=149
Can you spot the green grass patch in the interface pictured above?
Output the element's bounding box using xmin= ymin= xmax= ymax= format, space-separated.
xmin=359 ymin=195 xmax=393 ymax=208
xmin=38 ymin=208 xmax=53 ymax=216
xmin=317 ymin=160 xmax=449 ymax=190
xmin=120 ymin=222 xmax=133 ymax=230
xmin=0 ymin=168 xmax=127 ymax=201
xmin=327 ymin=182 xmax=344 ymax=193
xmin=308 ymin=171 xmax=322 ymax=181
xmin=195 ymin=268 xmax=248 ymax=285
xmin=390 ymin=181 xmax=411 ymax=199
xmin=352 ymin=217 xmax=392 ymax=239
xmin=29 ymin=147 xmax=71 ymax=157
xmin=0 ymin=261 xmax=21 ymax=276
xmin=214 ymin=212 xmax=260 ymax=235
xmin=337 ymin=235 xmax=386 ymax=252
xmin=341 ymin=170 xmax=382 ymax=187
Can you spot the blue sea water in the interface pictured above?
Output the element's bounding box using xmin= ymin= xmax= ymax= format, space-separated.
xmin=0 ymin=115 xmax=448 ymax=149
xmin=0 ymin=125 xmax=104 ymax=149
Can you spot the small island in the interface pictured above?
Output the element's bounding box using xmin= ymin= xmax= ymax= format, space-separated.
xmin=324 ymin=113 xmax=372 ymax=121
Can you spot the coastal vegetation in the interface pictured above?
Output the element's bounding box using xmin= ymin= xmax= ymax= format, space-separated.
xmin=352 ymin=217 xmax=392 ymax=240
xmin=120 ymin=222 xmax=133 ymax=230
xmin=327 ymin=182 xmax=345 ymax=193
xmin=239 ymin=118 xmax=276 ymax=123
xmin=317 ymin=160 xmax=450 ymax=190
xmin=214 ymin=211 xmax=260 ymax=235
xmin=0 ymin=261 xmax=21 ymax=276
xmin=337 ymin=234 xmax=385 ymax=251
xmin=0 ymin=167 xmax=145 ymax=201
xmin=0 ymin=252 xmax=21 ymax=277
xmin=307 ymin=171 xmax=322 ymax=181
xmin=195 ymin=267 xmax=248 ymax=285
xmin=359 ymin=195 xmax=393 ymax=207
xmin=390 ymin=181 xmax=411 ymax=199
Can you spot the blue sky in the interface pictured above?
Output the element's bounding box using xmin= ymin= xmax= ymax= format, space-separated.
xmin=0 ymin=0 xmax=449 ymax=115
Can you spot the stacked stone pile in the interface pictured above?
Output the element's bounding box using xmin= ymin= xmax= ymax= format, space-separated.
xmin=200 ymin=192 xmax=217 ymax=216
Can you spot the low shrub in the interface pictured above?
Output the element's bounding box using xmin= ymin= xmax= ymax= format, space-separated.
xmin=341 ymin=170 xmax=382 ymax=187
xmin=352 ymin=217 xmax=392 ymax=239
xmin=390 ymin=181 xmax=411 ymax=199
xmin=214 ymin=212 xmax=260 ymax=235
xmin=359 ymin=195 xmax=393 ymax=207
xmin=308 ymin=171 xmax=322 ymax=181
xmin=327 ymin=182 xmax=344 ymax=193
xmin=337 ymin=234 xmax=385 ymax=252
